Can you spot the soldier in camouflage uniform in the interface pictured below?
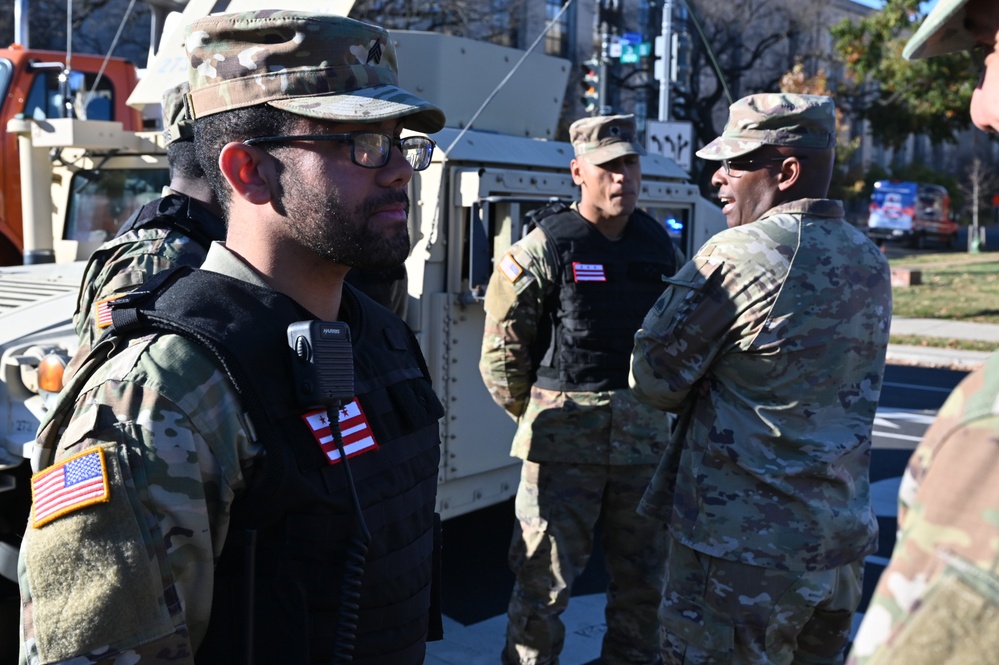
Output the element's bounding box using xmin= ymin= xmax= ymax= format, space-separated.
xmin=70 ymin=80 xmax=224 ymax=365
xmin=848 ymin=2 xmax=999 ymax=663
xmin=480 ymin=114 xmax=684 ymax=665
xmin=629 ymin=94 xmax=892 ymax=664
xmin=18 ymin=11 xmax=446 ymax=664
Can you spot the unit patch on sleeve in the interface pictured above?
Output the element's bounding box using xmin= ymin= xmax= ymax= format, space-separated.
xmin=31 ymin=448 xmax=111 ymax=528
xmin=572 ymin=262 xmax=606 ymax=282
xmin=499 ymin=253 xmax=524 ymax=283
xmin=302 ymin=398 xmax=379 ymax=464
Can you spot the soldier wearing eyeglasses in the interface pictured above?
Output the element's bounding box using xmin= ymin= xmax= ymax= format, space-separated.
xmin=479 ymin=114 xmax=684 ymax=664
xmin=630 ymin=93 xmax=892 ymax=664
xmin=18 ymin=11 xmax=446 ymax=664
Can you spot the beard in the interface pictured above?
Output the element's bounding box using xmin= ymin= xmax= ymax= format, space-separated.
xmin=281 ymin=172 xmax=412 ymax=271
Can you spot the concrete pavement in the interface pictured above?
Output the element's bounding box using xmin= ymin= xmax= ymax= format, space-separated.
xmin=889 ymin=316 xmax=997 ymax=370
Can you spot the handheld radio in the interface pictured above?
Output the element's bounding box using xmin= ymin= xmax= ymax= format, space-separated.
xmin=287 ymin=321 xmax=354 ymax=407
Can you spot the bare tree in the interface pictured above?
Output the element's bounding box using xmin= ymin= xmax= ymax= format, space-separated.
xmin=670 ymin=0 xmax=823 ymax=195
xmin=4 ymin=0 xmax=151 ymax=65
xmin=958 ymin=158 xmax=999 ymax=252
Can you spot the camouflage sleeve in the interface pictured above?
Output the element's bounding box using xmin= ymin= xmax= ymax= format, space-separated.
xmin=19 ymin=334 xmax=256 ymax=664
xmin=478 ymin=229 xmax=558 ymax=419
xmin=629 ymin=242 xmax=732 ymax=412
xmin=848 ymin=355 xmax=999 ymax=665
xmin=75 ymin=231 xmax=209 ymax=355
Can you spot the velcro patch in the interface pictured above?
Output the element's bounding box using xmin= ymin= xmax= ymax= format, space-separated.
xmin=572 ymin=262 xmax=606 ymax=282
xmin=95 ymin=296 xmax=119 ymax=329
xmin=302 ymin=398 xmax=379 ymax=464
xmin=32 ymin=448 xmax=110 ymax=528
xmin=499 ymin=253 xmax=524 ymax=283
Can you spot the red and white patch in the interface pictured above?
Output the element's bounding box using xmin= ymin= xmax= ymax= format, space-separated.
xmin=572 ymin=262 xmax=606 ymax=282
xmin=95 ymin=296 xmax=119 ymax=329
xmin=32 ymin=448 xmax=110 ymax=528
xmin=301 ymin=398 xmax=379 ymax=464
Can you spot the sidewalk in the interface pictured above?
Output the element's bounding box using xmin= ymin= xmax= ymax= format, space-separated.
xmin=888 ymin=317 xmax=997 ymax=370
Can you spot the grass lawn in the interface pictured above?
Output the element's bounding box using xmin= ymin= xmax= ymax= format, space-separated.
xmin=889 ymin=250 xmax=999 ymax=324
xmin=887 ymin=248 xmax=999 ymax=350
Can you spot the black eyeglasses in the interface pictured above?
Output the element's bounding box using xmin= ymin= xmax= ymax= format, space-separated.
xmin=243 ymin=132 xmax=436 ymax=171
xmin=721 ymin=155 xmax=805 ymax=177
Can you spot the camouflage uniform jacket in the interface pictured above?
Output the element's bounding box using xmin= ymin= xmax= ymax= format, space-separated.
xmin=479 ymin=204 xmax=685 ymax=465
xmin=848 ymin=351 xmax=999 ymax=665
xmin=19 ymin=243 xmax=264 ymax=664
xmin=630 ymin=198 xmax=892 ymax=571
xmin=72 ymin=191 xmax=225 ymax=360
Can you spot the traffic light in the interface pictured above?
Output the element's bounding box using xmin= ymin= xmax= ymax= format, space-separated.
xmin=580 ymin=60 xmax=600 ymax=115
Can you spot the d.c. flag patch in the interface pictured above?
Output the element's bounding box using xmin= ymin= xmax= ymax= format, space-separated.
xmin=499 ymin=253 xmax=524 ymax=283
xmin=302 ymin=398 xmax=379 ymax=464
xmin=572 ymin=262 xmax=606 ymax=282
xmin=31 ymin=448 xmax=110 ymax=528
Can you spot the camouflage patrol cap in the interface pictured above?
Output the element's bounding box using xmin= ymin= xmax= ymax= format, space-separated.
xmin=161 ymin=81 xmax=194 ymax=146
xmin=696 ymin=93 xmax=836 ymax=161
xmin=903 ymin=0 xmax=974 ymax=60
xmin=184 ymin=10 xmax=445 ymax=133
xmin=570 ymin=114 xmax=645 ymax=165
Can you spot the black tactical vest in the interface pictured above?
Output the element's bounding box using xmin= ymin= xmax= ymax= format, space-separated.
xmin=102 ymin=267 xmax=444 ymax=664
xmin=533 ymin=206 xmax=678 ymax=392
xmin=113 ymin=192 xmax=226 ymax=249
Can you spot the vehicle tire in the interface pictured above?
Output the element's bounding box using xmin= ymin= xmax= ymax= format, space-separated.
xmin=915 ymin=233 xmax=927 ymax=250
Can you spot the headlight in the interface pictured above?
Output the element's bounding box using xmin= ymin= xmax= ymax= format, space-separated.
xmin=37 ymin=353 xmax=68 ymax=394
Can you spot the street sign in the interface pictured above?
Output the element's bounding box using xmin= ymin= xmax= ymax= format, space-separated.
xmin=646 ymin=120 xmax=693 ymax=173
xmin=619 ymin=32 xmax=641 ymax=63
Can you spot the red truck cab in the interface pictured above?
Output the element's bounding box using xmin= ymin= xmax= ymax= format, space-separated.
xmin=0 ymin=45 xmax=144 ymax=265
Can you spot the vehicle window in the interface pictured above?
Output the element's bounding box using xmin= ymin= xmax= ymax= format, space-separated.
xmin=64 ymin=168 xmax=170 ymax=243
xmin=644 ymin=205 xmax=691 ymax=251
xmin=0 ymin=59 xmax=13 ymax=107
xmin=24 ymin=68 xmax=116 ymax=121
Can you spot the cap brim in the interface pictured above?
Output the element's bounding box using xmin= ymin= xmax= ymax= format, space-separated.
xmin=579 ymin=142 xmax=644 ymax=165
xmin=903 ymin=0 xmax=972 ymax=60
xmin=695 ymin=136 xmax=763 ymax=161
xmin=268 ymin=84 xmax=446 ymax=134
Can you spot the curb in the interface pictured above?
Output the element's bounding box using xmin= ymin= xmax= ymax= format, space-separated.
xmin=886 ymin=344 xmax=992 ymax=371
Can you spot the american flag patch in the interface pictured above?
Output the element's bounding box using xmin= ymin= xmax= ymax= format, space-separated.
xmin=302 ymin=398 xmax=379 ymax=464
xmin=95 ymin=296 xmax=118 ymax=329
xmin=572 ymin=262 xmax=606 ymax=282
xmin=499 ymin=253 xmax=524 ymax=283
xmin=31 ymin=448 xmax=110 ymax=528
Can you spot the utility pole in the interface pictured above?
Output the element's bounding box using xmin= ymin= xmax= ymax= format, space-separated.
xmin=599 ymin=19 xmax=611 ymax=115
xmin=596 ymin=0 xmax=620 ymax=116
xmin=658 ymin=0 xmax=673 ymax=121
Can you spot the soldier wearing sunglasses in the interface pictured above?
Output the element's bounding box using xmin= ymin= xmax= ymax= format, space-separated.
xmin=630 ymin=93 xmax=892 ymax=664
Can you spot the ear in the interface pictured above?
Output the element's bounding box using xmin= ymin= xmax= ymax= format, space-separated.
xmin=570 ymin=158 xmax=585 ymax=186
xmin=776 ymin=156 xmax=802 ymax=191
xmin=218 ymin=141 xmax=277 ymax=206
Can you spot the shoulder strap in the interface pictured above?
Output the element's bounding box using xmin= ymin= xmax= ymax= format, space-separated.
xmin=114 ymin=194 xmax=225 ymax=251
xmin=523 ymin=199 xmax=571 ymax=237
